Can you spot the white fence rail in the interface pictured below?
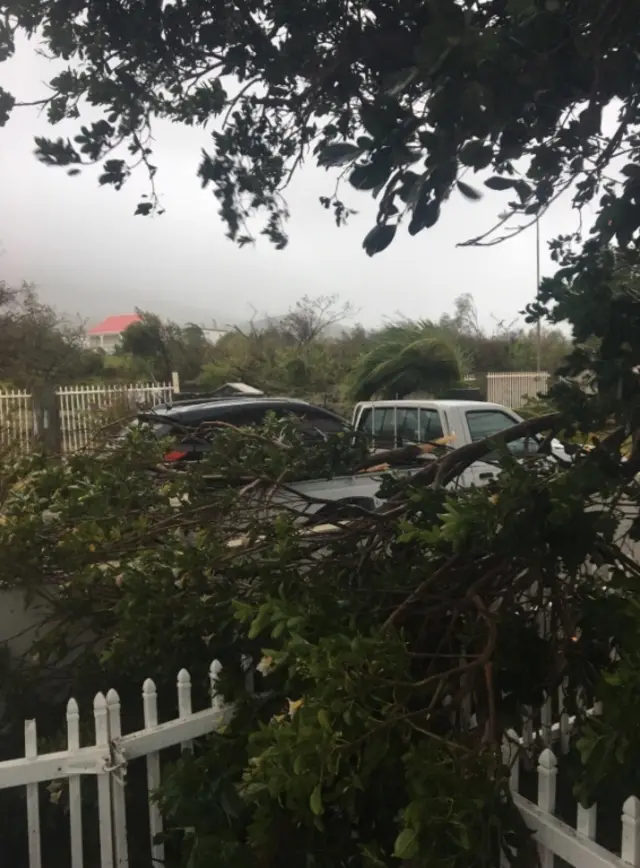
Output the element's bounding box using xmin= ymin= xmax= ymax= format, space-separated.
xmin=0 ymin=382 xmax=174 ymax=454
xmin=487 ymin=371 xmax=550 ymax=409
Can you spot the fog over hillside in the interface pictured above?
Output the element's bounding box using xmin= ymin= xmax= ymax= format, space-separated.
xmin=22 ymin=278 xmax=357 ymax=334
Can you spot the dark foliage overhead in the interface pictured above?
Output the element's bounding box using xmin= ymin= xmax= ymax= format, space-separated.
xmin=2 ymin=0 xmax=640 ymax=255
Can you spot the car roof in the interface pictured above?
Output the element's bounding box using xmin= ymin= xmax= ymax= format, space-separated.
xmin=151 ymin=396 xmax=315 ymax=414
xmin=354 ymin=400 xmax=511 ymax=411
xmin=143 ymin=397 xmax=345 ymax=424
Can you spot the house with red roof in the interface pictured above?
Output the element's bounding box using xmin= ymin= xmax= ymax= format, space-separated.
xmin=85 ymin=313 xmax=141 ymax=353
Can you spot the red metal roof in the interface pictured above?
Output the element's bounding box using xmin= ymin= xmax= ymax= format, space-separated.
xmin=87 ymin=314 xmax=141 ymax=335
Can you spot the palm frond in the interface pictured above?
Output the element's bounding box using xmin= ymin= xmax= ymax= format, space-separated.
xmin=349 ymin=324 xmax=464 ymax=400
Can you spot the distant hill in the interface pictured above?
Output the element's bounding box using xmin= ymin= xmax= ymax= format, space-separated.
xmin=29 ymin=282 xmax=355 ymax=335
xmin=36 ymin=284 xmax=243 ymax=331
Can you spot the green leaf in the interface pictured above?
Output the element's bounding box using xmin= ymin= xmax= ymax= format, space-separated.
xmin=350 ymin=163 xmax=389 ymax=191
xmin=484 ymin=176 xmax=515 ymax=191
xmin=362 ymin=224 xmax=397 ymax=256
xmin=286 ymin=615 xmax=305 ymax=628
xmin=459 ymin=140 xmax=493 ymax=170
xmin=271 ymin=620 xmax=285 ymax=639
xmin=393 ymin=828 xmax=418 ymax=859
xmin=456 ymin=180 xmax=482 ymax=200
xmin=409 ymin=192 xmax=440 ymax=235
xmin=317 ymin=709 xmax=331 ymax=732
xmin=318 ymin=142 xmax=362 ymax=168
xmin=514 ymin=179 xmax=533 ymax=201
xmin=576 ymin=734 xmax=599 ymax=765
xmin=309 ymin=784 xmax=324 ymax=816
xmin=0 ymin=86 xmax=15 ymax=127
xmin=135 ymin=202 xmax=154 ymax=216
xmin=621 ymin=163 xmax=640 ymax=179
xmin=459 ymin=824 xmax=471 ymax=849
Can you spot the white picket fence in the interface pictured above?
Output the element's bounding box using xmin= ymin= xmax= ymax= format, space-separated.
xmin=509 ymin=747 xmax=640 ymax=868
xmin=0 ymin=388 xmax=33 ymax=452
xmin=0 ymin=665 xmax=637 ymax=868
xmin=0 ymin=382 xmax=174 ymax=454
xmin=0 ymin=659 xmax=228 ymax=868
xmin=487 ymin=371 xmax=550 ymax=409
xmin=504 ymin=704 xmax=640 ymax=868
xmin=56 ymin=383 xmax=173 ymax=452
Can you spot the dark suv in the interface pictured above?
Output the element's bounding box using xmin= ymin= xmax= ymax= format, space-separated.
xmin=136 ymin=396 xmax=349 ymax=462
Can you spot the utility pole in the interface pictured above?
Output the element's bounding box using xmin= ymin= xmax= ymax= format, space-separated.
xmin=535 ymin=217 xmax=542 ymax=375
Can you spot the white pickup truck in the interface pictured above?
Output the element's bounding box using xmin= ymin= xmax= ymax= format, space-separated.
xmin=281 ymin=399 xmax=562 ymax=517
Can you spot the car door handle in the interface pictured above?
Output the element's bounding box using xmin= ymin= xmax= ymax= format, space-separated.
xmin=478 ymin=471 xmax=495 ymax=480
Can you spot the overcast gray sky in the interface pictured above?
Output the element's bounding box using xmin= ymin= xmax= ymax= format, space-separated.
xmin=0 ymin=34 xmax=596 ymax=330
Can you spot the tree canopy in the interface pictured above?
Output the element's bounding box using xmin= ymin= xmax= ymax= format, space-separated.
xmin=118 ymin=309 xmax=213 ymax=381
xmin=349 ymin=320 xmax=465 ymax=399
xmin=195 ymin=294 xmax=561 ymax=406
xmin=0 ymin=281 xmax=103 ymax=387
xmin=2 ymin=0 xmax=638 ymax=260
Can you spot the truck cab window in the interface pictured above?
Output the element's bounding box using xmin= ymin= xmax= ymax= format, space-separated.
xmin=397 ymin=408 xmax=419 ymax=443
xmin=419 ymin=409 xmax=444 ymax=441
xmin=465 ymin=410 xmax=536 ymax=455
xmin=376 ymin=409 xmax=397 ymax=448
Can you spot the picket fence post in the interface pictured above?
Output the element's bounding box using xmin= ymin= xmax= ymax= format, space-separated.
xmin=67 ymin=698 xmax=84 ymax=868
xmin=622 ymin=796 xmax=640 ymax=865
xmin=107 ymin=689 xmax=128 ymax=866
xmin=25 ymin=719 xmax=42 ymax=868
xmin=537 ymin=748 xmax=557 ymax=868
xmin=94 ymin=692 xmax=114 ymax=868
xmin=177 ymin=669 xmax=193 ymax=754
xmin=142 ymin=678 xmax=164 ymax=867
xmin=577 ymin=800 xmax=597 ymax=841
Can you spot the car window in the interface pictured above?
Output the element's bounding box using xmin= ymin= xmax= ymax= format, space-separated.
xmin=419 ymin=409 xmax=444 ymax=441
xmin=376 ymin=408 xmax=396 ymax=442
xmin=291 ymin=407 xmax=345 ymax=433
xmin=358 ymin=408 xmax=397 ymax=447
xmin=397 ymin=408 xmax=419 ymax=443
xmin=289 ymin=408 xmax=346 ymax=435
xmin=359 ymin=406 xmax=444 ymax=447
xmin=465 ymin=409 xmax=535 ymax=455
xmin=222 ymin=406 xmax=276 ymax=427
xmin=356 ymin=407 xmax=395 ymax=445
